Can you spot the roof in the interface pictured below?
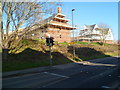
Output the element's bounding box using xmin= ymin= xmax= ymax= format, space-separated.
xmin=84 ymin=24 xmax=96 ymax=30
xmin=39 ymin=13 xmax=57 ymax=25
xmin=39 ymin=13 xmax=67 ymax=25
xmin=14 ymin=12 xmax=75 ymax=35
xmin=39 ymin=13 xmax=76 ymax=29
xmin=50 ymin=23 xmax=77 ymax=29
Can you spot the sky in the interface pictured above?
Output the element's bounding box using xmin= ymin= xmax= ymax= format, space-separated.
xmin=3 ymin=1 xmax=119 ymax=42
xmin=58 ymin=2 xmax=118 ymax=42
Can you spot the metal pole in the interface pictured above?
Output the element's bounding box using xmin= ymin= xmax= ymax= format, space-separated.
xmin=72 ymin=9 xmax=75 ymax=61
xmin=49 ymin=37 xmax=52 ymax=66
xmin=49 ymin=45 xmax=52 ymax=66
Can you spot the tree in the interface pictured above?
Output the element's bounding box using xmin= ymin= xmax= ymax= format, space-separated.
xmin=0 ymin=1 xmax=2 ymax=49
xmin=1 ymin=1 xmax=61 ymax=60
xmin=97 ymin=23 xmax=110 ymax=45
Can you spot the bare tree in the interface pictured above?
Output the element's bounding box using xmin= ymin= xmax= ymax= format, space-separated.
xmin=98 ymin=23 xmax=110 ymax=45
xmin=1 ymin=1 xmax=61 ymax=60
xmin=0 ymin=1 xmax=2 ymax=49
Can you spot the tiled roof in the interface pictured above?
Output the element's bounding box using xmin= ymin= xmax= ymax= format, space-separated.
xmin=85 ymin=24 xmax=96 ymax=30
xmin=39 ymin=13 xmax=57 ymax=25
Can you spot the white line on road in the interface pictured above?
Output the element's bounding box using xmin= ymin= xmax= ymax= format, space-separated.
xmin=43 ymin=72 xmax=69 ymax=78
xmin=41 ymin=78 xmax=67 ymax=88
xmin=117 ymin=76 xmax=120 ymax=78
xmin=101 ymin=86 xmax=111 ymax=88
xmin=99 ymin=73 xmax=103 ymax=76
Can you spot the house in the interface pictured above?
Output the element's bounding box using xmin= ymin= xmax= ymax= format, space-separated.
xmin=18 ymin=7 xmax=77 ymax=43
xmin=118 ymin=40 xmax=120 ymax=44
xmin=78 ymin=24 xmax=114 ymax=44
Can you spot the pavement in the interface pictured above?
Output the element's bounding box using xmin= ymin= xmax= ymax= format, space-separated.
xmin=3 ymin=56 xmax=120 ymax=78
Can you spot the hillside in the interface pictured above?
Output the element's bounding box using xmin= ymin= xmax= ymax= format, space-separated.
xmin=3 ymin=39 xmax=119 ymax=72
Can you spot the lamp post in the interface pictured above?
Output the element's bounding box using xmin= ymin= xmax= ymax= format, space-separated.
xmin=72 ymin=9 xmax=75 ymax=61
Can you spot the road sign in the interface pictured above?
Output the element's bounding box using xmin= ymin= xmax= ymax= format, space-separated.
xmin=70 ymin=42 xmax=74 ymax=44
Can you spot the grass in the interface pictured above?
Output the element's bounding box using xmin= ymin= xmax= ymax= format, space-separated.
xmin=105 ymin=51 xmax=118 ymax=56
xmin=90 ymin=42 xmax=101 ymax=46
xmin=3 ymin=60 xmax=50 ymax=72
xmin=2 ymin=39 xmax=119 ymax=72
xmin=75 ymin=41 xmax=89 ymax=45
xmin=3 ymin=57 xmax=72 ymax=72
xmin=59 ymin=42 xmax=70 ymax=46
xmin=3 ymin=47 xmax=72 ymax=72
xmin=0 ymin=49 xmax=2 ymax=52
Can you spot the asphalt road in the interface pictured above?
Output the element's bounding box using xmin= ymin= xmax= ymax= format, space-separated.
xmin=2 ymin=56 xmax=120 ymax=89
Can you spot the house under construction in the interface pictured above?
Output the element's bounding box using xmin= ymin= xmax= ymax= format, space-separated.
xmin=18 ymin=7 xmax=77 ymax=43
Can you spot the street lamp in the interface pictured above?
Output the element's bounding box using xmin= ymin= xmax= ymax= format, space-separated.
xmin=72 ymin=9 xmax=75 ymax=61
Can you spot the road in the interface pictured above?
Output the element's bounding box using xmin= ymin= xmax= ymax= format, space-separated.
xmin=2 ymin=56 xmax=120 ymax=89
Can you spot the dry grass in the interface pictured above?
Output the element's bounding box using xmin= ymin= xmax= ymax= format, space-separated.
xmin=2 ymin=39 xmax=119 ymax=72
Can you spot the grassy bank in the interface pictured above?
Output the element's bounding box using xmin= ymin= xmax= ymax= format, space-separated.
xmin=3 ymin=39 xmax=119 ymax=72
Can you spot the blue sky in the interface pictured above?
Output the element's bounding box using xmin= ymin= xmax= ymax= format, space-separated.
xmin=59 ymin=2 xmax=118 ymax=42
xmin=3 ymin=2 xmax=118 ymax=42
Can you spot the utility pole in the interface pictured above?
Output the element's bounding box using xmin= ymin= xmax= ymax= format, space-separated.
xmin=72 ymin=9 xmax=75 ymax=61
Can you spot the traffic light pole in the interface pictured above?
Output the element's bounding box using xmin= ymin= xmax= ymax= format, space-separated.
xmin=49 ymin=38 xmax=52 ymax=66
xmin=49 ymin=46 xmax=52 ymax=66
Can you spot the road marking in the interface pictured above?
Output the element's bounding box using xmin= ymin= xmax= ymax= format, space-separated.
xmin=99 ymin=73 xmax=103 ymax=76
xmin=117 ymin=76 xmax=120 ymax=78
xmin=43 ymin=72 xmax=69 ymax=78
xmin=41 ymin=78 xmax=67 ymax=88
xmin=3 ymin=73 xmax=51 ymax=86
xmin=108 ymin=75 xmax=111 ymax=77
xmin=101 ymin=86 xmax=111 ymax=88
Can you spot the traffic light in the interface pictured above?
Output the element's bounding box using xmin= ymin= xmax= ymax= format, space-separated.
xmin=50 ymin=37 xmax=54 ymax=46
xmin=46 ymin=37 xmax=54 ymax=46
xmin=46 ymin=37 xmax=50 ymax=46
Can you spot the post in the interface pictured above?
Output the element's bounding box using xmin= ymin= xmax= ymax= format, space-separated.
xmin=48 ymin=36 xmax=52 ymax=66
xmin=49 ymin=45 xmax=52 ymax=66
xmin=72 ymin=9 xmax=75 ymax=61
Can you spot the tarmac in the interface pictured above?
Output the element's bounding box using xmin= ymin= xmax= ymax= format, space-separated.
xmin=2 ymin=56 xmax=120 ymax=89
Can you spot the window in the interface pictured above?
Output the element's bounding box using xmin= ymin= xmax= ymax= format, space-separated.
xmin=60 ymin=35 xmax=61 ymax=38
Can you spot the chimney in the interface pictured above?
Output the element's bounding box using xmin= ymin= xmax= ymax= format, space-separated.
xmin=58 ymin=7 xmax=61 ymax=13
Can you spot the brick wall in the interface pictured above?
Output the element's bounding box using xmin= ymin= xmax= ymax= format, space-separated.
xmin=48 ymin=27 xmax=71 ymax=42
